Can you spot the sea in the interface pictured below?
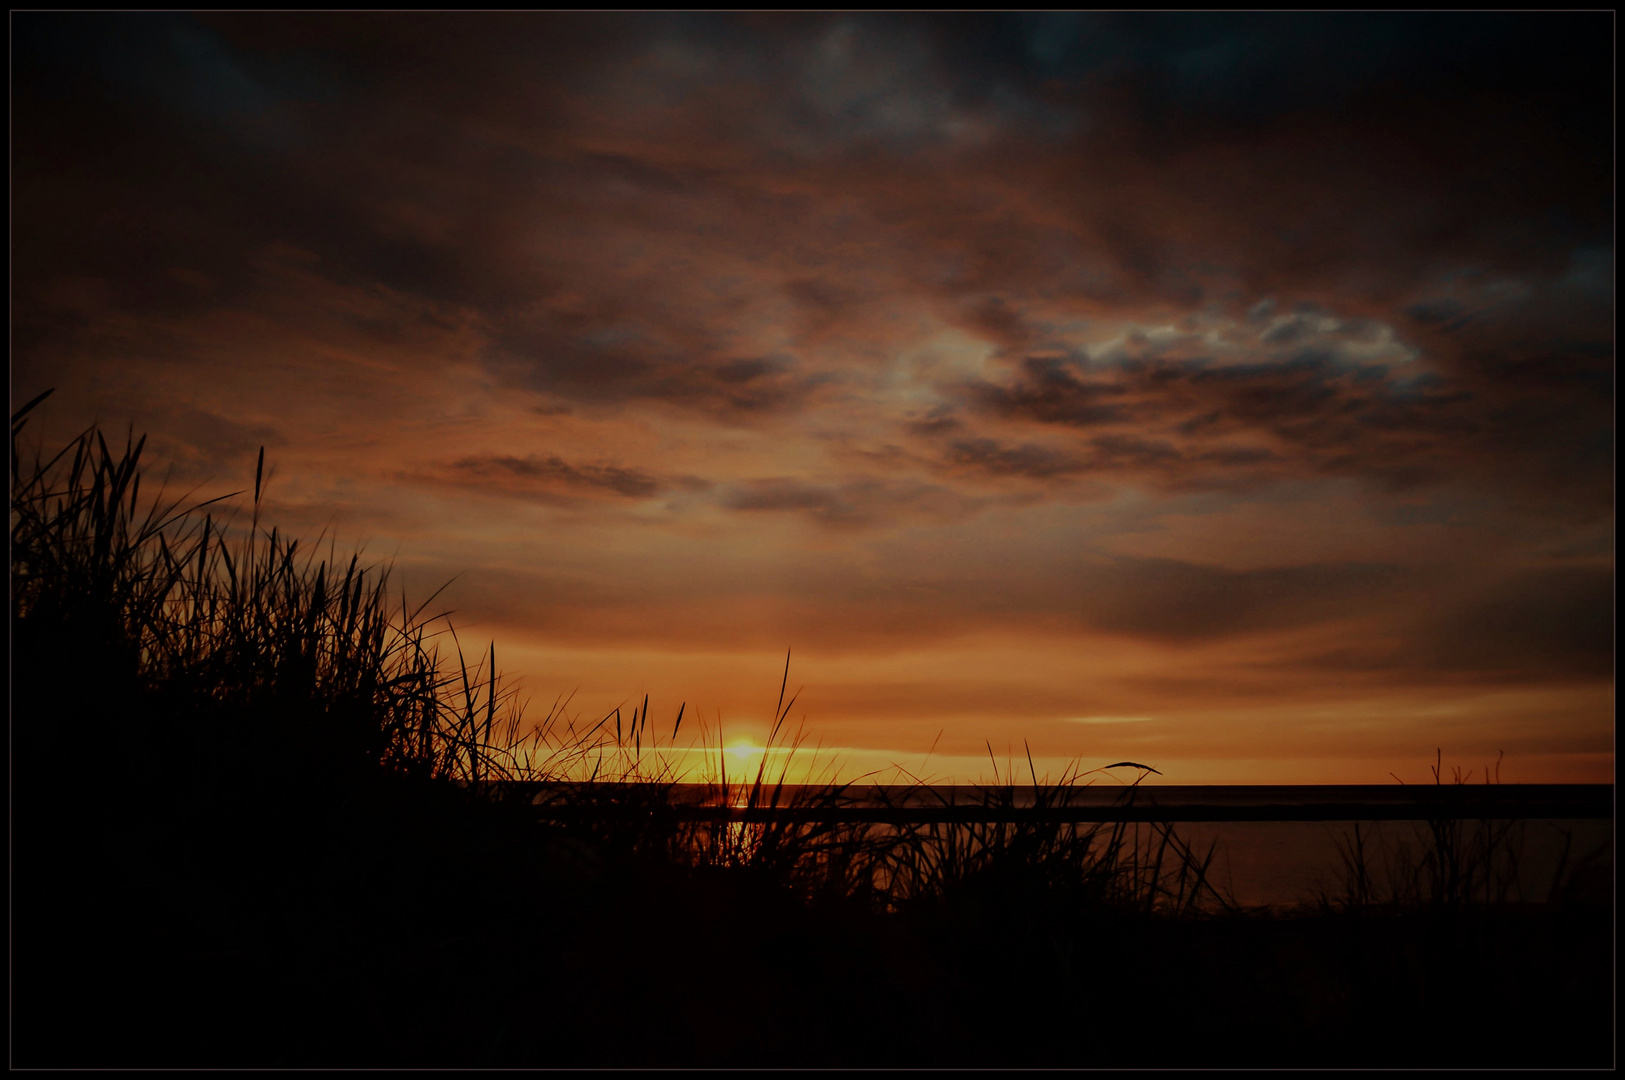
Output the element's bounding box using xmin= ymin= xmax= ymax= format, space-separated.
xmin=548 ymin=782 xmax=1614 ymax=909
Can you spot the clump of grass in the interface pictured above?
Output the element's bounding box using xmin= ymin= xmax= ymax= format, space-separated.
xmin=11 ymin=392 xmax=603 ymax=1067
xmin=858 ymin=751 xmax=1232 ymax=917
xmin=11 ymin=389 xmax=549 ymax=793
xmin=680 ymin=662 xmax=871 ymax=887
xmin=524 ymin=654 xmax=889 ymax=902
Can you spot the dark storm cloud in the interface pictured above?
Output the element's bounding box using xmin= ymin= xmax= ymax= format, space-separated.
xmin=989 ymin=13 xmax=1608 ymax=132
xmin=933 ymin=14 xmax=1608 ymax=311
xmin=12 ymin=12 xmax=310 ymax=130
xmin=15 ymin=13 xmax=1609 ymax=395
xmin=14 ymin=16 xmax=577 ymax=319
xmin=14 ymin=11 xmax=1607 ymax=513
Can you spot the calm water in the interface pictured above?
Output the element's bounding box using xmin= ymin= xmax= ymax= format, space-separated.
xmin=636 ymin=783 xmax=1615 ymax=909
xmin=1169 ymin=817 xmax=1610 ymax=907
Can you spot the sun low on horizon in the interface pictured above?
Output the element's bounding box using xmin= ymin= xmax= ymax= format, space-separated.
xmin=10 ymin=13 xmax=1613 ymax=785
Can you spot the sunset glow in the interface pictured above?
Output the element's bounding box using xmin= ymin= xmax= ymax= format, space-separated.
xmin=12 ymin=13 xmax=1612 ymax=784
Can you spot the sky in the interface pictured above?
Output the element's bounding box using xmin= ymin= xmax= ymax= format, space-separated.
xmin=11 ymin=13 xmax=1614 ymax=784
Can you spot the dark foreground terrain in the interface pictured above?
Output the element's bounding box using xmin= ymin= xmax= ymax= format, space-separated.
xmin=14 ymin=614 xmax=1615 ymax=1073
xmin=13 ymin=766 xmax=1614 ymax=1068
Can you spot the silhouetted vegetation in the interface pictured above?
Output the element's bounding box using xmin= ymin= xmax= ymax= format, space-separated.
xmin=11 ymin=395 xmax=1612 ymax=1067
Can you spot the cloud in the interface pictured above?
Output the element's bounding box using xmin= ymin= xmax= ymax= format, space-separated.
xmin=931 ymin=328 xmax=1495 ymax=496
xmin=942 ymin=437 xmax=1086 ymax=479
xmin=8 ymin=14 xmax=1610 ymax=781
xmin=722 ymin=476 xmax=977 ymax=527
xmin=449 ymin=454 xmax=676 ymax=500
xmin=1066 ymin=556 xmax=1405 ymax=642
xmin=966 ymin=357 xmax=1129 ymax=427
xmin=1069 ymin=715 xmax=1153 ymax=725
xmin=1412 ymin=566 xmax=1615 ymax=679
